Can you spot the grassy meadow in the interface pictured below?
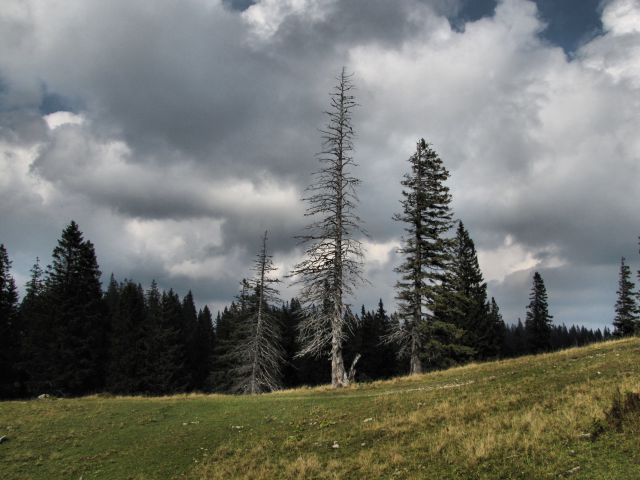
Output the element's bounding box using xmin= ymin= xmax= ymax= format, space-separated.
xmin=1 ymin=338 xmax=639 ymax=479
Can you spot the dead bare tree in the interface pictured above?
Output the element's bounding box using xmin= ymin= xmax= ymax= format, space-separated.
xmin=290 ymin=68 xmax=365 ymax=388
xmin=229 ymin=231 xmax=284 ymax=394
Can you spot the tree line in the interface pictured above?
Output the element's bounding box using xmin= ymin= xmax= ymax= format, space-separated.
xmin=0 ymin=69 xmax=619 ymax=398
xmin=0 ymin=229 xmax=612 ymax=399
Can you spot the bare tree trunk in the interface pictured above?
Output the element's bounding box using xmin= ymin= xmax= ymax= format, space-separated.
xmin=331 ymin=335 xmax=348 ymax=387
xmin=347 ymin=353 xmax=361 ymax=383
xmin=411 ymin=212 xmax=423 ymax=375
xmin=248 ymin=234 xmax=268 ymax=394
xmin=331 ymin=302 xmax=348 ymax=387
xmin=332 ymin=108 xmax=348 ymax=387
xmin=409 ymin=338 xmax=422 ymax=375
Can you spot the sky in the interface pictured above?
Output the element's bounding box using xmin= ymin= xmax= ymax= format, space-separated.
xmin=1 ymin=0 xmax=639 ymax=330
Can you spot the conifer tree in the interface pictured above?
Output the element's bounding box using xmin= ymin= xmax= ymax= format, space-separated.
xmin=192 ymin=306 xmax=215 ymax=390
xmin=106 ymin=280 xmax=146 ymax=393
xmin=485 ymin=297 xmax=506 ymax=357
xmin=375 ymin=300 xmax=401 ymax=378
xmin=210 ymin=303 xmax=242 ymax=392
xmin=229 ymin=231 xmax=284 ymax=393
xmin=158 ymin=289 xmax=188 ymax=392
xmin=525 ymin=271 xmax=553 ymax=353
xmin=290 ymin=68 xmax=365 ymax=387
xmin=437 ymin=221 xmax=490 ymax=358
xmin=141 ymin=281 xmax=183 ymax=394
xmin=181 ymin=291 xmax=199 ymax=389
xmin=36 ymin=222 xmax=107 ymax=394
xmin=636 ymin=239 xmax=640 ymax=335
xmin=352 ymin=300 xmax=398 ymax=380
xmin=416 ymin=318 xmax=472 ymax=369
xmin=104 ymin=274 xmax=120 ymax=319
xmin=614 ymin=257 xmax=637 ymax=337
xmin=20 ymin=258 xmax=47 ymax=394
xmin=503 ymin=318 xmax=527 ymax=357
xmin=388 ymin=139 xmax=453 ymax=374
xmin=280 ymin=298 xmax=328 ymax=387
xmin=24 ymin=258 xmax=45 ymax=301
xmin=0 ymin=245 xmax=20 ymax=397
xmin=280 ymin=299 xmax=302 ymax=387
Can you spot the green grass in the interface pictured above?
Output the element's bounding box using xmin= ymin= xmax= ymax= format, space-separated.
xmin=1 ymin=338 xmax=639 ymax=479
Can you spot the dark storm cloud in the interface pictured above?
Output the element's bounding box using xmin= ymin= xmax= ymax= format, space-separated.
xmin=25 ymin=0 xmax=465 ymax=180
xmin=7 ymin=0 xmax=467 ymax=253
xmin=37 ymin=1 xmax=293 ymax=163
xmin=1 ymin=0 xmax=639 ymax=327
xmin=0 ymin=110 xmax=48 ymax=144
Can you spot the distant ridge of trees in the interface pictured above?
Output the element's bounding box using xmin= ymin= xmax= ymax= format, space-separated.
xmin=0 ymin=224 xmax=615 ymax=399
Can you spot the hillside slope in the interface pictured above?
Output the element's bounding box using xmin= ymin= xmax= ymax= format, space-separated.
xmin=1 ymin=338 xmax=639 ymax=479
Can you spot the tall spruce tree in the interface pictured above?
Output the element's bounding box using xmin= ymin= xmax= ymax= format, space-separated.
xmin=229 ymin=232 xmax=284 ymax=393
xmin=36 ymin=222 xmax=107 ymax=394
xmin=614 ymin=257 xmax=637 ymax=337
xmin=437 ymin=221 xmax=490 ymax=358
xmin=388 ymin=139 xmax=454 ymax=374
xmin=290 ymin=68 xmax=365 ymax=388
xmin=525 ymin=271 xmax=553 ymax=353
xmin=0 ymin=244 xmax=20 ymax=397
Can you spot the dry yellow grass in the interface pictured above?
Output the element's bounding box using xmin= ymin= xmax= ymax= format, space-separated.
xmin=188 ymin=338 xmax=640 ymax=479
